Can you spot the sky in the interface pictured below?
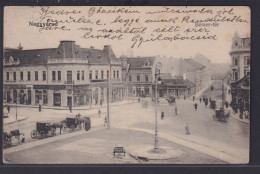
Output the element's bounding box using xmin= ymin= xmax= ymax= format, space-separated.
xmin=4 ymin=6 xmax=250 ymax=64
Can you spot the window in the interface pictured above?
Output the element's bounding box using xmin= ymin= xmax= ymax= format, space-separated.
xmin=89 ymin=70 xmax=92 ymax=80
xmin=117 ymin=70 xmax=119 ymax=79
xmin=43 ymin=71 xmax=46 ymax=81
xmin=82 ymin=71 xmax=84 ymax=80
xmin=52 ymin=71 xmax=56 ymax=81
xmin=129 ymin=75 xmax=132 ymax=81
xmin=145 ymin=75 xmax=148 ymax=82
xmin=20 ymin=72 xmax=23 ymax=80
xmin=13 ymin=72 xmax=16 ymax=81
xmin=234 ymin=58 xmax=238 ymax=66
xmin=58 ymin=71 xmax=61 ymax=81
xmin=27 ymin=71 xmax=31 ymax=81
xmin=6 ymin=72 xmax=9 ymax=81
xmin=95 ymin=70 xmax=98 ymax=79
xmin=107 ymin=70 xmax=109 ymax=79
xmin=101 ymin=70 xmax=104 ymax=79
xmin=35 ymin=71 xmax=38 ymax=81
xmin=137 ymin=75 xmax=140 ymax=82
xmin=113 ymin=71 xmax=116 ymax=79
xmin=77 ymin=71 xmax=80 ymax=80
xmin=244 ymin=56 xmax=250 ymax=65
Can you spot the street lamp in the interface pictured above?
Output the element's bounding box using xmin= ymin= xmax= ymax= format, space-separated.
xmin=154 ymin=62 xmax=162 ymax=150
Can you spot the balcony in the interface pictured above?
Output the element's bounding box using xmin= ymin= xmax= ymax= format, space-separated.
xmin=65 ymin=80 xmax=74 ymax=85
xmin=90 ymin=79 xmax=108 ymax=83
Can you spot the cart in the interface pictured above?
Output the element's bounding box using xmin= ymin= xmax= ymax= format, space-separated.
xmin=4 ymin=129 xmax=24 ymax=148
xmin=213 ymin=108 xmax=230 ymax=122
xmin=31 ymin=122 xmax=56 ymax=139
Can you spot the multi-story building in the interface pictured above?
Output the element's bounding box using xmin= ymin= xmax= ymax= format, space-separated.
xmin=229 ymin=33 xmax=250 ymax=113
xmin=179 ymin=58 xmax=209 ymax=92
xmin=230 ymin=32 xmax=250 ymax=82
xmin=3 ymin=41 xmax=124 ymax=107
xmin=123 ymin=56 xmax=157 ymax=97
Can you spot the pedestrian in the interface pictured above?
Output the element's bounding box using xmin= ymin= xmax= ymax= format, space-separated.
xmin=185 ymin=122 xmax=190 ymax=135
xmin=244 ymin=110 xmax=249 ymax=119
xmin=199 ymin=98 xmax=202 ymax=103
xmin=205 ymin=100 xmax=208 ymax=107
xmin=39 ymin=104 xmax=41 ymax=112
xmin=193 ymin=96 xmax=195 ymax=101
xmin=184 ymin=95 xmax=186 ymax=100
xmin=98 ymin=109 xmax=101 ymax=117
xmin=175 ymin=106 xmax=178 ymax=115
xmin=7 ymin=105 xmax=10 ymax=113
xmin=104 ymin=116 xmax=107 ymax=126
xmin=194 ymin=103 xmax=198 ymax=111
xmin=225 ymin=101 xmax=229 ymax=108
xmin=161 ymin=112 xmax=164 ymax=120
xmin=69 ymin=104 xmax=72 ymax=113
xmin=59 ymin=124 xmax=62 ymax=134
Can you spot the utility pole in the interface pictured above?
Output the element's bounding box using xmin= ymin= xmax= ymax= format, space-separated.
xmin=107 ymin=79 xmax=110 ymax=129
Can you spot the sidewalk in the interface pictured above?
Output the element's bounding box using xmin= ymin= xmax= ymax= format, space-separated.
xmin=225 ymin=85 xmax=249 ymax=124
xmin=190 ymin=80 xmax=214 ymax=100
xmin=3 ymin=114 xmax=28 ymax=125
xmin=4 ymin=99 xmax=136 ymax=111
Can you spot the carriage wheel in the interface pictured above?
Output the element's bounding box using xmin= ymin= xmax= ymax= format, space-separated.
xmin=70 ymin=125 xmax=75 ymax=132
xmin=40 ymin=131 xmax=45 ymax=139
xmin=31 ymin=130 xmax=38 ymax=139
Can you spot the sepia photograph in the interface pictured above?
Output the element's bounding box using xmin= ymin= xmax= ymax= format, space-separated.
xmin=2 ymin=6 xmax=250 ymax=164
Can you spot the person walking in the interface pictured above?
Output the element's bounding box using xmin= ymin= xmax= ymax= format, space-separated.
xmin=185 ymin=122 xmax=190 ymax=135
xmin=104 ymin=116 xmax=107 ymax=126
xmin=69 ymin=104 xmax=72 ymax=113
xmin=225 ymin=101 xmax=229 ymax=108
xmin=175 ymin=105 xmax=178 ymax=115
xmin=7 ymin=105 xmax=10 ymax=113
xmin=199 ymin=98 xmax=202 ymax=103
xmin=39 ymin=104 xmax=41 ymax=112
xmin=184 ymin=95 xmax=186 ymax=100
xmin=205 ymin=100 xmax=208 ymax=107
xmin=194 ymin=103 xmax=198 ymax=111
xmin=98 ymin=109 xmax=101 ymax=117
xmin=161 ymin=112 xmax=165 ymax=120
xmin=193 ymin=96 xmax=195 ymax=101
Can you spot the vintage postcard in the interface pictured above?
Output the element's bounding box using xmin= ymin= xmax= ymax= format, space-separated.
xmin=2 ymin=6 xmax=250 ymax=164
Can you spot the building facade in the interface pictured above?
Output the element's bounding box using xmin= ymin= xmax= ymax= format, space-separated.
xmin=179 ymin=58 xmax=209 ymax=92
xmin=123 ymin=56 xmax=156 ymax=97
xmin=3 ymin=41 xmax=124 ymax=107
xmin=229 ymin=33 xmax=250 ymax=114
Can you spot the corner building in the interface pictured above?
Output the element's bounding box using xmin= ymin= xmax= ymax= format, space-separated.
xmin=3 ymin=41 xmax=124 ymax=107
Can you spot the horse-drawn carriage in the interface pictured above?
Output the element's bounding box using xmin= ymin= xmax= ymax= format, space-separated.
xmin=31 ymin=122 xmax=58 ymax=139
xmin=61 ymin=116 xmax=90 ymax=132
xmin=213 ymin=108 xmax=230 ymax=122
xmin=3 ymin=129 xmax=25 ymax=148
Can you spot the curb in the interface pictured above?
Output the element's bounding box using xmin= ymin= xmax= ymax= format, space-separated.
xmin=230 ymin=113 xmax=249 ymax=124
xmin=4 ymin=117 xmax=28 ymax=125
xmin=3 ymin=126 xmax=105 ymax=154
xmin=116 ymin=126 xmax=247 ymax=164
xmin=5 ymin=102 xmax=135 ymax=111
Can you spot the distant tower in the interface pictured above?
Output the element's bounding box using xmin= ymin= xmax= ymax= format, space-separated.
xmin=17 ymin=42 xmax=23 ymax=50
